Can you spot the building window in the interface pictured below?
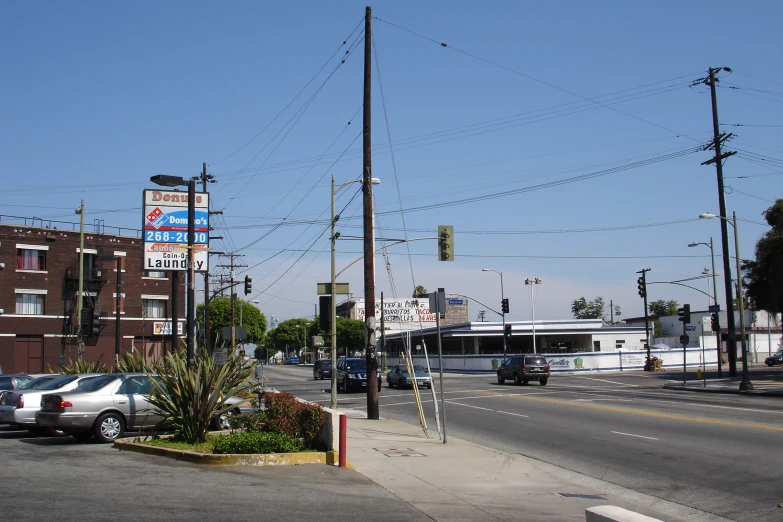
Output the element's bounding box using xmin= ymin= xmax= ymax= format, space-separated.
xmin=615 ymin=340 xmax=625 ymax=344
xmin=144 ymin=271 xmax=167 ymax=278
xmin=113 ymin=293 xmax=126 ymax=314
xmin=593 ymin=341 xmax=601 ymax=352
xmin=17 ymin=249 xmax=46 ymax=271
xmin=142 ymin=299 xmax=167 ymax=318
xmin=16 ymin=294 xmax=45 ymax=315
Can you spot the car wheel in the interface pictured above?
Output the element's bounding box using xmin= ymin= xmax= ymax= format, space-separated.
xmin=539 ymin=378 xmax=548 ymax=386
xmin=522 ymin=380 xmax=530 ymax=385
xmin=497 ymin=373 xmax=505 ymax=385
xmin=211 ymin=409 xmax=238 ymax=431
xmin=93 ymin=412 xmax=125 ymax=443
xmin=387 ymin=378 xmax=394 ymax=388
xmin=514 ymin=373 xmax=522 ymax=385
xmin=768 ymin=362 xmax=774 ymax=367
xmin=427 ymin=383 xmax=432 ymax=389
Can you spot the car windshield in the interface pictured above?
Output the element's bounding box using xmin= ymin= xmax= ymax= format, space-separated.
xmin=74 ymin=374 xmax=120 ymax=392
xmin=525 ymin=357 xmax=547 ymax=365
xmin=401 ymin=365 xmax=426 ymax=374
xmin=36 ymin=375 xmax=80 ymax=390
xmin=15 ymin=376 xmax=41 ymax=389
xmin=345 ymin=359 xmax=366 ymax=371
xmin=0 ymin=377 xmax=14 ymax=390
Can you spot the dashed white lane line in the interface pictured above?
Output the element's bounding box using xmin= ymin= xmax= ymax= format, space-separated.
xmin=497 ymin=411 xmax=529 ymax=418
xmin=574 ymin=398 xmax=635 ymax=402
xmin=569 ymin=377 xmax=639 ymax=387
xmin=610 ymin=431 xmax=659 ymax=441
xmin=446 ymin=401 xmax=494 ymax=411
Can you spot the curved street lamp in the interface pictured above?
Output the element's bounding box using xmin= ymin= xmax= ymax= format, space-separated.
xmin=482 ymin=269 xmax=506 ymax=360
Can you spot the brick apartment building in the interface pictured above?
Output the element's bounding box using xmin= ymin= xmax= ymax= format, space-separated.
xmin=0 ymin=220 xmax=185 ymax=374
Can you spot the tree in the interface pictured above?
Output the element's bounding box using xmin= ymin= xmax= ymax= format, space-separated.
xmin=571 ymin=297 xmax=606 ymax=320
xmin=267 ymin=318 xmax=312 ymax=354
xmin=197 ymin=298 xmax=267 ymax=347
xmin=310 ymin=316 xmax=365 ymax=356
xmin=743 ymin=199 xmax=783 ymax=316
xmin=413 ymin=285 xmax=428 ymax=298
xmin=648 ymin=299 xmax=679 ymax=316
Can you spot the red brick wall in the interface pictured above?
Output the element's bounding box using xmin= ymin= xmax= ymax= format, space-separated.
xmin=0 ymin=224 xmax=186 ymax=373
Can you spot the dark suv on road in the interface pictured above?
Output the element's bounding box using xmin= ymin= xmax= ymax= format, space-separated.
xmin=497 ymin=355 xmax=550 ymax=386
xmin=313 ymin=359 xmax=332 ymax=380
xmin=336 ymin=357 xmax=381 ymax=393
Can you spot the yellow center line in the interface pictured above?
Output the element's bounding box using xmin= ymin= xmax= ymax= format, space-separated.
xmin=476 ymin=390 xmax=783 ymax=432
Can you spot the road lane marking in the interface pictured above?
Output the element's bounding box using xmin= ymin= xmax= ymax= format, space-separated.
xmin=497 ymin=411 xmax=528 ymax=418
xmin=611 ymin=431 xmax=659 ymax=440
xmin=569 ymin=377 xmax=639 ymax=387
xmin=488 ymin=392 xmax=783 ymax=432
xmin=574 ymin=398 xmax=634 ymax=402
xmin=447 ymin=401 xmax=494 ymax=411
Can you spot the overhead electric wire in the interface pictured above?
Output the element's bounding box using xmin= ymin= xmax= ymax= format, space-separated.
xmin=209 ymin=16 xmax=365 ymax=166
xmin=735 ymin=70 xmax=783 ymax=87
xmin=374 ymin=16 xmax=700 ymax=142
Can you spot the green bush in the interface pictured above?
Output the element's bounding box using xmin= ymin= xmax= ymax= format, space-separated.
xmin=229 ymin=412 xmax=267 ymax=432
xmin=115 ymin=350 xmax=148 ymax=373
xmin=212 ymin=431 xmax=306 ymax=455
xmin=52 ymin=357 xmax=108 ymax=375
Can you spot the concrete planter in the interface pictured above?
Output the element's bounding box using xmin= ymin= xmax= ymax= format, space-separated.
xmin=114 ymin=435 xmax=337 ymax=466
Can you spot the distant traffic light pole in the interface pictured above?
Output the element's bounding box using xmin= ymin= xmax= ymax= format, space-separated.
xmin=637 ymin=269 xmax=651 ymax=370
xmin=482 ymin=269 xmax=507 ymax=360
xmin=678 ymin=304 xmax=691 ymax=383
xmin=525 ymin=278 xmax=542 ymax=354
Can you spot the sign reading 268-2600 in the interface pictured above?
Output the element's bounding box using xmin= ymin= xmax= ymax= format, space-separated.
xmin=142 ymin=189 xmax=209 ymax=272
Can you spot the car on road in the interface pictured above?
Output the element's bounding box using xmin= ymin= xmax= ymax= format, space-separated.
xmin=0 ymin=374 xmax=35 ymax=393
xmin=386 ymin=364 xmax=432 ymax=389
xmin=0 ymin=374 xmax=101 ymax=432
xmin=497 ymin=355 xmax=550 ymax=385
xmin=336 ymin=357 xmax=381 ymax=393
xmin=313 ymin=359 xmax=332 ymax=380
xmin=765 ymin=349 xmax=783 ymax=367
xmin=285 ymin=356 xmax=300 ymax=365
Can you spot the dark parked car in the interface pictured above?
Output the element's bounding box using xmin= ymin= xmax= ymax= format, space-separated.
xmin=497 ymin=355 xmax=550 ymax=386
xmin=313 ymin=359 xmax=332 ymax=380
xmin=386 ymin=364 xmax=432 ymax=389
xmin=765 ymin=349 xmax=783 ymax=367
xmin=0 ymin=374 xmax=35 ymax=393
xmin=336 ymin=357 xmax=381 ymax=393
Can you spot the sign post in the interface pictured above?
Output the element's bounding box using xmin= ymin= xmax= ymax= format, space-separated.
xmin=143 ymin=189 xmax=210 ymax=273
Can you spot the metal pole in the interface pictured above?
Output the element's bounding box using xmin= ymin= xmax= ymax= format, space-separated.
xmin=202 ymin=162 xmax=211 ymax=354
xmin=115 ymin=256 xmax=121 ymax=368
xmin=362 ymin=5 xmax=379 ymax=420
xmin=231 ymin=255 xmax=236 ymax=349
xmin=734 ymin=212 xmax=752 ymax=391
xmin=683 ymin=315 xmax=687 ymax=385
xmin=710 ymin=237 xmax=722 ymax=377
xmin=768 ymin=313 xmax=772 ymax=359
xmin=76 ymin=200 xmax=85 ymax=362
xmin=531 ymin=283 xmax=537 ymax=354
xmin=331 ymin=174 xmax=338 ymax=409
xmin=170 ymin=272 xmax=178 ymax=356
xmin=500 ymin=272 xmax=507 ymax=360
xmin=707 ymin=67 xmax=738 ymax=376
xmin=186 ymin=178 xmax=195 ymax=368
xmin=435 ymin=288 xmax=447 ymax=443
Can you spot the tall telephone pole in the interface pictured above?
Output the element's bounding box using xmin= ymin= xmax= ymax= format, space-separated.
xmin=699 ymin=67 xmax=738 ymax=376
xmin=362 ymin=5 xmax=379 ymax=420
xmin=216 ymin=254 xmax=245 ymax=349
xmin=76 ymin=200 xmax=85 ymax=362
xmin=200 ymin=162 xmax=216 ymax=352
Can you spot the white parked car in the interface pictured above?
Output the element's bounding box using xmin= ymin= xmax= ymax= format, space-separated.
xmin=0 ymin=374 xmax=101 ymax=433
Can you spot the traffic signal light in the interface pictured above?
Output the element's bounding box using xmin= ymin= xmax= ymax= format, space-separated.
xmin=319 ymin=295 xmax=332 ymax=331
xmin=504 ymin=324 xmax=512 ymax=340
xmin=637 ymin=277 xmax=646 ymax=298
xmin=710 ymin=313 xmax=719 ymax=332
xmin=678 ymin=304 xmax=690 ymax=323
xmin=437 ymin=225 xmax=454 ymax=261
xmin=244 ymin=275 xmax=252 ymax=295
xmin=501 ymin=298 xmax=509 ymax=314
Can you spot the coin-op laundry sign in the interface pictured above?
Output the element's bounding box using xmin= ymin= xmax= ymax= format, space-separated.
xmin=143 ymin=189 xmax=209 ymax=272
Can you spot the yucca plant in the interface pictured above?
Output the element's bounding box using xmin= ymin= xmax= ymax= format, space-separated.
xmin=145 ymin=347 xmax=253 ymax=444
xmin=115 ymin=350 xmax=148 ymax=373
xmin=53 ymin=357 xmax=108 ymax=375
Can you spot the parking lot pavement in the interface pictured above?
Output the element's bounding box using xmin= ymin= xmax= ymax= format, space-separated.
xmin=0 ymin=426 xmax=430 ymax=522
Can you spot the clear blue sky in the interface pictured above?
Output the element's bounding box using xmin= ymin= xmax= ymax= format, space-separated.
xmin=2 ymin=1 xmax=781 ymax=322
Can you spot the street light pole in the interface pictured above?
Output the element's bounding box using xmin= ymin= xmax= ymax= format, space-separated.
xmin=525 ymin=278 xmax=542 ymax=354
xmin=690 ymin=237 xmax=722 ymax=377
xmin=186 ymin=178 xmax=196 ymax=368
xmin=699 ymin=212 xmax=752 ymax=390
xmin=75 ymin=200 xmax=85 ymax=362
xmin=482 ymin=269 xmax=506 ymax=360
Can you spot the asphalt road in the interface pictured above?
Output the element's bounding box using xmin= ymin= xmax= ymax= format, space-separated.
xmin=264 ymin=364 xmax=783 ymax=522
xmin=0 ymin=426 xmax=430 ymax=521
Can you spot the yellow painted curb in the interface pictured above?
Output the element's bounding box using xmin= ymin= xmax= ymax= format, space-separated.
xmin=114 ymin=439 xmax=339 ymax=466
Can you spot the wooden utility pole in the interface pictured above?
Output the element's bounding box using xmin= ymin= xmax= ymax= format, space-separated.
xmin=701 ymin=67 xmax=738 ymax=376
xmin=76 ymin=200 xmax=85 ymax=362
xmin=362 ymin=5 xmax=379 ymax=420
xmin=200 ymin=162 xmax=214 ymax=352
xmin=216 ymin=254 xmax=245 ymax=349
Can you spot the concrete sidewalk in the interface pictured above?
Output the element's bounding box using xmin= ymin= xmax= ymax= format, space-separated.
xmin=342 ymin=413 xmax=727 ymax=522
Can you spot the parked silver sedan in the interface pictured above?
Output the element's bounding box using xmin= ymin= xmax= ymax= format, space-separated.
xmin=36 ymin=373 xmax=164 ymax=443
xmin=0 ymin=374 xmax=101 ymax=432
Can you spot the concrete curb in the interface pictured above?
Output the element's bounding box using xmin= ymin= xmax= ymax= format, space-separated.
xmin=114 ymin=437 xmax=338 ymax=466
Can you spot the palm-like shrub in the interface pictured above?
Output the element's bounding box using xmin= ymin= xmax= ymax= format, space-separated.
xmin=53 ymin=357 xmax=108 ymax=375
xmin=115 ymin=350 xmax=148 ymax=373
xmin=146 ymin=347 xmax=253 ymax=444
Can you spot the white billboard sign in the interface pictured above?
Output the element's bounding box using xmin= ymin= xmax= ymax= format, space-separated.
xmin=143 ymin=189 xmax=209 ymax=272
